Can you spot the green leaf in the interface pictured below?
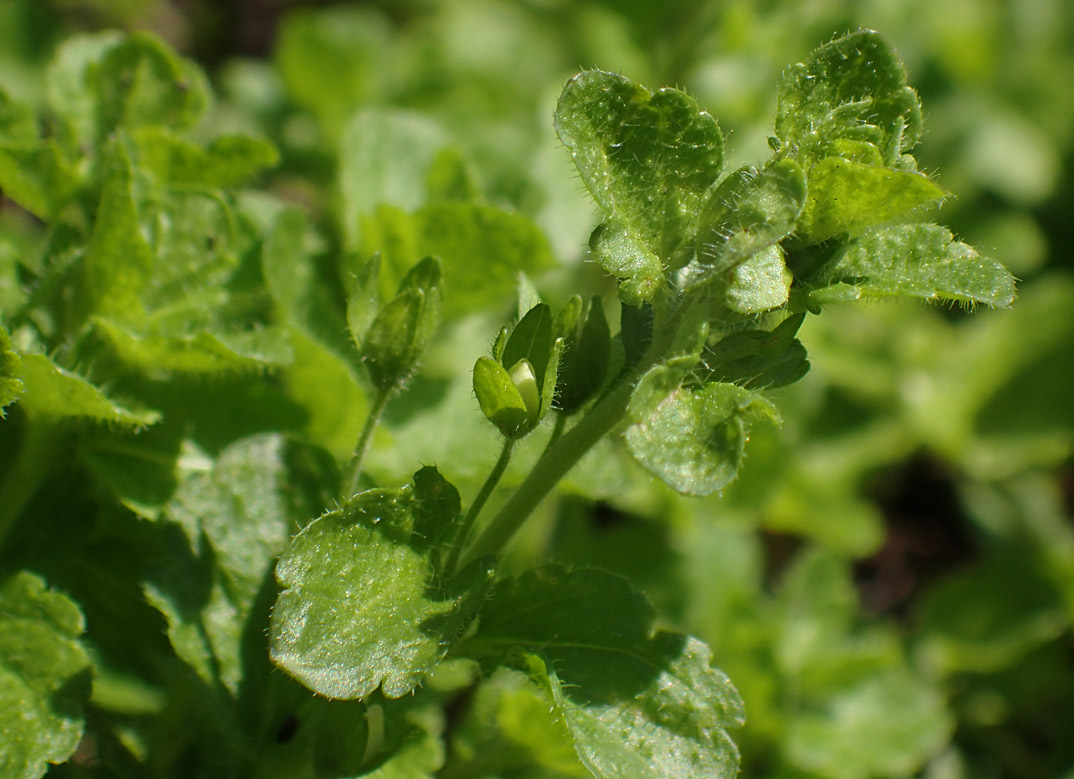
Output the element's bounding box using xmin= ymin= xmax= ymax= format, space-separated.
xmin=776 ymin=30 xmax=923 ymax=168
xmin=625 ymin=370 xmax=779 ymax=495
xmin=340 ymin=108 xmax=451 ymax=248
xmin=1 ymin=323 xmax=23 ymax=416
xmin=270 ymin=470 xmax=494 ymax=699
xmin=0 ymin=141 xmax=79 ymax=219
xmin=144 ymin=435 xmax=301 ymax=693
xmin=0 ymin=571 xmax=92 ymax=779
xmin=796 ymin=156 xmax=947 ymax=244
xmin=78 ymin=141 xmax=154 ymax=325
xmin=47 ymin=32 xmax=209 ymax=149
xmin=362 ymin=257 xmax=443 ymax=391
xmin=134 ymin=128 xmax=279 ymax=188
xmin=689 ymin=159 xmax=806 ymax=285
xmin=588 ymin=220 xmax=663 ymax=305
xmin=807 ymin=224 xmax=1017 ymax=308
xmin=555 ymin=70 xmax=723 ymax=272
xmin=358 ymin=202 xmax=555 ymax=319
xmin=90 ymin=318 xmax=292 ymax=376
xmin=460 ymin=565 xmax=744 ymax=779
xmin=725 ymin=244 xmax=792 ymax=314
xmin=16 ymin=352 xmax=159 ymax=426
xmin=473 ymin=356 xmax=531 ymax=439
xmin=702 ymin=314 xmax=810 ymax=390
xmin=262 ymin=207 xmax=353 ymax=358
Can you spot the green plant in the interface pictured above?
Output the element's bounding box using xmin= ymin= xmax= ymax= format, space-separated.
xmin=0 ymin=22 xmax=1027 ymax=779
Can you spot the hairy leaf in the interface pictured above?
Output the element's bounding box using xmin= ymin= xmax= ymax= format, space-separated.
xmin=690 ymin=159 xmax=806 ymax=283
xmin=134 ymin=128 xmax=279 ymax=188
xmin=807 ymin=224 xmax=1017 ymax=308
xmin=725 ymin=245 xmax=792 ymax=314
xmin=797 ymin=157 xmax=946 ymax=244
xmin=0 ymin=323 xmax=23 ymax=415
xmin=460 ymin=566 xmax=744 ymax=779
xmin=776 ymin=30 xmax=923 ymax=168
xmin=626 ymin=369 xmax=780 ymax=495
xmin=0 ymin=571 xmax=91 ymax=779
xmin=271 ymin=469 xmax=494 ymax=699
xmin=16 ymin=352 xmax=159 ymax=426
xmin=556 ymin=69 xmax=723 ymax=295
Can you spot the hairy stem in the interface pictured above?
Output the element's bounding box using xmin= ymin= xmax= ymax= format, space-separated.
xmin=447 ymin=437 xmax=515 ymax=574
xmin=344 ymin=386 xmax=391 ymax=498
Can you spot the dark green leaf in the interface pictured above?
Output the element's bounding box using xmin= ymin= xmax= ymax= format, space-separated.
xmin=144 ymin=435 xmax=299 ymax=693
xmin=626 ymin=370 xmax=779 ymax=495
xmin=702 ymin=314 xmax=810 ymax=389
xmin=557 ymin=296 xmax=612 ymax=415
xmin=807 ymin=223 xmax=1017 ymax=308
xmin=0 ymin=571 xmax=91 ymax=779
xmin=270 ymin=472 xmax=494 ymax=699
xmin=776 ymin=30 xmax=923 ymax=168
xmin=460 ymin=565 xmax=744 ymax=779
xmin=555 ymin=70 xmax=723 ymax=271
xmin=797 ymin=156 xmax=946 ymax=244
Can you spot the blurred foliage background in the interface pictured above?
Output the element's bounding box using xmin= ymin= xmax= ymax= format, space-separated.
xmin=3 ymin=1 xmax=1072 ymax=777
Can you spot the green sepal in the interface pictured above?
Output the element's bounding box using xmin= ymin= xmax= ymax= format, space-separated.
xmin=625 ymin=370 xmax=780 ymax=495
xmin=502 ymin=303 xmax=554 ymax=391
xmin=702 ymin=314 xmax=810 ymax=389
xmin=796 ymin=156 xmax=947 ymax=244
xmin=361 ymin=256 xmax=443 ymax=391
xmin=346 ymin=254 xmax=382 ymax=352
xmin=473 ymin=356 xmax=532 ymax=439
xmin=557 ymin=296 xmax=612 ymax=415
xmin=805 ymin=223 xmax=1017 ymax=309
xmin=776 ymin=30 xmax=923 ymax=168
xmin=688 ymin=159 xmax=806 ymax=286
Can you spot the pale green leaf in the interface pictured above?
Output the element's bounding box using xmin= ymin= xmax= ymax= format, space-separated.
xmin=588 ymin=220 xmax=664 ymax=305
xmin=340 ymin=108 xmax=451 ymax=248
xmin=725 ymin=244 xmax=792 ymax=314
xmin=626 ymin=369 xmax=780 ymax=495
xmin=16 ymin=352 xmax=159 ymax=426
xmin=690 ymin=159 xmax=806 ymax=284
xmin=359 ymin=202 xmax=556 ymax=318
xmin=271 ymin=470 xmax=493 ymax=699
xmin=0 ymin=141 xmax=79 ymax=219
xmin=808 ymin=224 xmax=1017 ymax=308
xmin=797 ymin=156 xmax=947 ymax=244
xmin=555 ymin=70 xmax=723 ymax=270
xmin=776 ymin=30 xmax=923 ymax=168
xmin=134 ymin=128 xmax=279 ymax=188
xmin=0 ymin=571 xmax=91 ymax=779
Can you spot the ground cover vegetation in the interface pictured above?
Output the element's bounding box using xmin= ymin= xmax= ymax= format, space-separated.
xmin=1 ymin=1 xmax=1073 ymax=777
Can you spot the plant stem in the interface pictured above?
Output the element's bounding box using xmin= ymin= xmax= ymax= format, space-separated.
xmin=457 ymin=374 xmax=636 ymax=569
xmin=344 ymin=386 xmax=391 ymax=498
xmin=447 ymin=437 xmax=515 ymax=575
xmin=0 ymin=420 xmax=61 ymax=550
